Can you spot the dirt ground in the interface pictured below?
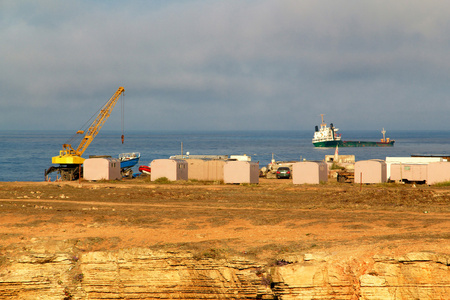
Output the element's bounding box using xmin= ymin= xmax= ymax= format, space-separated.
xmin=0 ymin=178 xmax=449 ymax=261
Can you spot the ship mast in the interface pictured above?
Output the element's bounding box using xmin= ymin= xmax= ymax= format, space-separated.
xmin=381 ymin=128 xmax=386 ymax=142
xmin=320 ymin=114 xmax=326 ymax=128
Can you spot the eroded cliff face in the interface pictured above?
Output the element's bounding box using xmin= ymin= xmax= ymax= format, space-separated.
xmin=272 ymin=252 xmax=450 ymax=299
xmin=0 ymin=240 xmax=448 ymax=299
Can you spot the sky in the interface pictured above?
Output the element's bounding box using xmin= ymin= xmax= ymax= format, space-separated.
xmin=1 ymin=0 xmax=450 ymax=132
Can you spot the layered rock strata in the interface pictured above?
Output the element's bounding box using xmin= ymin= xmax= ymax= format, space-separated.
xmin=0 ymin=243 xmax=448 ymax=299
xmin=272 ymin=252 xmax=450 ymax=299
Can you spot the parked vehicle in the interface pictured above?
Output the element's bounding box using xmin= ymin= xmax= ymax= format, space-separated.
xmin=276 ymin=167 xmax=291 ymax=179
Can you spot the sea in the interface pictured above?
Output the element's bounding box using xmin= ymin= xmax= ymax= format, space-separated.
xmin=1 ymin=130 xmax=449 ymax=182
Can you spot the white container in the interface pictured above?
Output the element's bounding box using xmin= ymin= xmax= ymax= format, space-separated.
xmin=390 ymin=164 xmax=427 ymax=183
xmin=386 ymin=157 xmax=443 ymax=180
xmin=223 ymin=161 xmax=259 ymax=184
xmin=186 ymin=159 xmax=226 ymax=181
xmin=83 ymin=158 xmax=121 ymax=181
xmin=354 ymin=160 xmax=387 ymax=184
xmin=292 ymin=161 xmax=328 ymax=184
xmin=229 ymin=155 xmax=252 ymax=162
xmin=151 ymin=159 xmax=188 ymax=181
xmin=427 ymin=162 xmax=450 ymax=185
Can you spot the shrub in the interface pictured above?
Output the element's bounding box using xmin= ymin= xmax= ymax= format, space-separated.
xmin=330 ymin=162 xmax=345 ymax=170
xmin=154 ymin=177 xmax=172 ymax=184
xmin=433 ymin=181 xmax=450 ymax=187
xmin=193 ymin=248 xmax=224 ymax=260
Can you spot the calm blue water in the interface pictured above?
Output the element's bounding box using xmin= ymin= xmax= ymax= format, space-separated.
xmin=0 ymin=130 xmax=449 ymax=182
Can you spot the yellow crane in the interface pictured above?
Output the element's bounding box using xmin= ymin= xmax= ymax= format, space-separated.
xmin=46 ymin=87 xmax=125 ymax=180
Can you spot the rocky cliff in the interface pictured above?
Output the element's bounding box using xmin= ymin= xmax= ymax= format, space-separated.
xmin=272 ymin=251 xmax=449 ymax=299
xmin=0 ymin=240 xmax=448 ymax=299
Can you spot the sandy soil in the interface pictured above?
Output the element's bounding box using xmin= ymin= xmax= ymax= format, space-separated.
xmin=1 ymin=178 xmax=449 ymax=260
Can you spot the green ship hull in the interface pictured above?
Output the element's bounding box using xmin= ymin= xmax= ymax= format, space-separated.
xmin=312 ymin=115 xmax=395 ymax=148
xmin=313 ymin=140 xmax=395 ymax=148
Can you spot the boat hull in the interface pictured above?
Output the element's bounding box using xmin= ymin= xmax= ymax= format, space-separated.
xmin=120 ymin=157 xmax=140 ymax=169
xmin=139 ymin=165 xmax=151 ymax=175
xmin=313 ymin=140 xmax=395 ymax=148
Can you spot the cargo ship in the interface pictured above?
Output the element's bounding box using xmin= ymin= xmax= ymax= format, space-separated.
xmin=312 ymin=115 xmax=395 ymax=148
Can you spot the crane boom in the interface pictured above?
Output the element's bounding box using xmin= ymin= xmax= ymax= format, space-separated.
xmin=77 ymin=86 xmax=124 ymax=155
xmin=59 ymin=87 xmax=125 ymax=157
xmin=49 ymin=87 xmax=125 ymax=180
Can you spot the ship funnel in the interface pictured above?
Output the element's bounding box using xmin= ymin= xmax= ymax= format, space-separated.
xmin=330 ymin=123 xmax=334 ymax=129
xmin=315 ymin=125 xmax=319 ymax=132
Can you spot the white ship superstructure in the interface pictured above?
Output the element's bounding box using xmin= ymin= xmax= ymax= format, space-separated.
xmin=312 ymin=114 xmax=341 ymax=144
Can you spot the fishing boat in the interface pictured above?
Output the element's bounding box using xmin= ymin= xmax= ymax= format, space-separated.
xmin=312 ymin=115 xmax=394 ymax=148
xmin=138 ymin=165 xmax=151 ymax=175
xmin=119 ymin=152 xmax=140 ymax=176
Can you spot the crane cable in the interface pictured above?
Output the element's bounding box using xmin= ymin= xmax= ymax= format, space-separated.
xmin=67 ymin=90 xmax=125 ymax=146
xmin=66 ymin=99 xmax=104 ymax=146
xmin=121 ymin=91 xmax=125 ymax=144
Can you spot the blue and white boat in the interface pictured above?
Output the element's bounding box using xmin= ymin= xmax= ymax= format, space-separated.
xmin=119 ymin=152 xmax=140 ymax=177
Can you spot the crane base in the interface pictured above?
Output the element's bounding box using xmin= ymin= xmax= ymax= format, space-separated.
xmin=45 ymin=164 xmax=82 ymax=181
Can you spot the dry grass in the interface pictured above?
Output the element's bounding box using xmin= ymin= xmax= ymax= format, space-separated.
xmin=0 ymin=180 xmax=449 ymax=260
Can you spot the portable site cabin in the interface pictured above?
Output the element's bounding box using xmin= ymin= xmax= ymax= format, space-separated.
xmin=390 ymin=164 xmax=428 ymax=183
xmin=186 ymin=159 xmax=226 ymax=181
xmin=354 ymin=160 xmax=387 ymax=184
xmin=292 ymin=161 xmax=328 ymax=184
xmin=223 ymin=161 xmax=259 ymax=184
xmin=150 ymin=159 xmax=188 ymax=181
xmin=83 ymin=158 xmax=121 ymax=181
xmin=427 ymin=162 xmax=450 ymax=185
xmin=386 ymin=157 xmax=443 ymax=181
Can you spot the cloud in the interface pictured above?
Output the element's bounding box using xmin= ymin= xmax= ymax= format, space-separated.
xmin=1 ymin=0 xmax=450 ymax=131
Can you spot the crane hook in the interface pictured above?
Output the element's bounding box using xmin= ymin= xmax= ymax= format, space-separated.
xmin=121 ymin=134 xmax=124 ymax=144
